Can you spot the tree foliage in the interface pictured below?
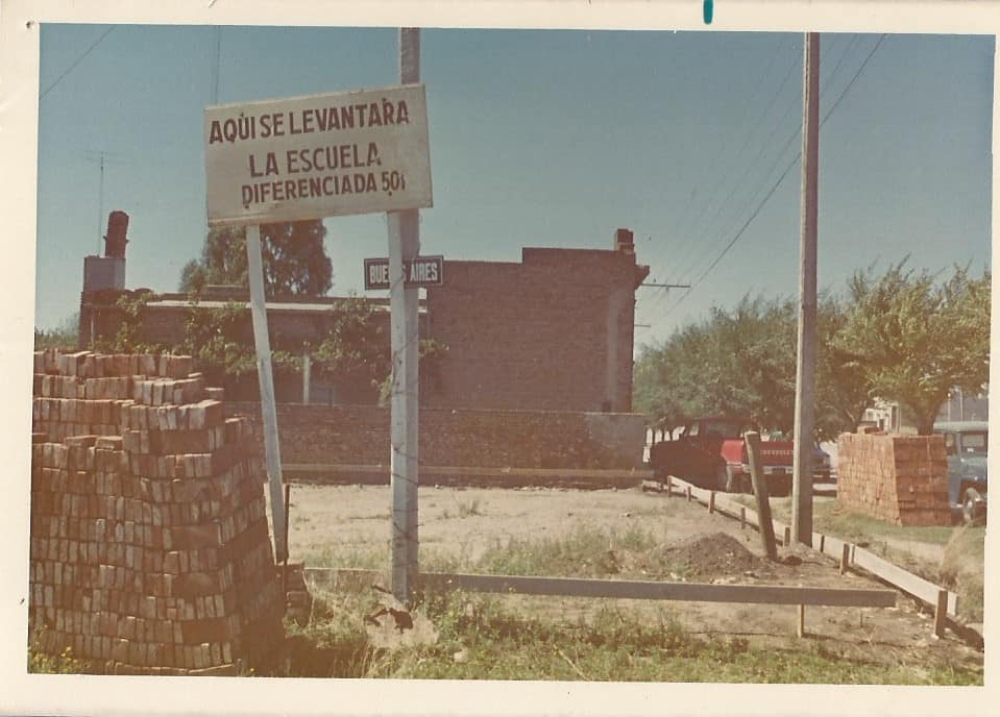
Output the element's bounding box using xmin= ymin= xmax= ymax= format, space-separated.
xmin=310 ymin=296 xmax=390 ymax=389
xmin=832 ymin=262 xmax=990 ymax=435
xmin=815 ymin=296 xmax=873 ymax=436
xmin=634 ymin=295 xmax=798 ymax=433
xmin=34 ymin=313 xmax=80 ymax=351
xmin=180 ymin=300 xmax=298 ymax=379
xmin=180 ymin=221 xmax=332 ymax=297
xmin=634 ymin=263 xmax=990 ymax=439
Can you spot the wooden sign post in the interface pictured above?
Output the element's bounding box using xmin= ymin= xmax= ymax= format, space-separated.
xmin=245 ymin=224 xmax=288 ymax=562
xmin=388 ymin=27 xmax=423 ymax=604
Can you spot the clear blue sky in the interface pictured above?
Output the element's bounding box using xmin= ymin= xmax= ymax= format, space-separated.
xmin=35 ymin=26 xmax=993 ymax=348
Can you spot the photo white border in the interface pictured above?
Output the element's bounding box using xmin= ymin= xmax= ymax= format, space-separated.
xmin=2 ymin=1 xmax=997 ymax=715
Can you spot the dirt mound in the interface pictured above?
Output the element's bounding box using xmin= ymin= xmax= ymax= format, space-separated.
xmin=654 ymin=531 xmax=764 ymax=579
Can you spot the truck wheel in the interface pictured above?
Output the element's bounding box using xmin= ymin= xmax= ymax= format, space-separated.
xmin=962 ymin=488 xmax=986 ymax=525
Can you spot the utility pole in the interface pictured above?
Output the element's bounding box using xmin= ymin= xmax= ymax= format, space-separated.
xmin=388 ymin=27 xmax=421 ymax=603
xmin=792 ymin=32 xmax=820 ymax=546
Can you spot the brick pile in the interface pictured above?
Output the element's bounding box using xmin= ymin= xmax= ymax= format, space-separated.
xmin=29 ymin=349 xmax=284 ymax=675
xmin=836 ymin=432 xmax=950 ymax=526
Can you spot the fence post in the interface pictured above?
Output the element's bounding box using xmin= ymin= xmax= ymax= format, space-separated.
xmin=934 ymin=589 xmax=949 ymax=638
xmin=745 ymin=431 xmax=778 ymax=561
xmin=840 ymin=544 xmax=851 ymax=575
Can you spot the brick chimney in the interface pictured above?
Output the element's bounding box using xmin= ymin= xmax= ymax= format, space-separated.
xmin=83 ymin=210 xmax=129 ymax=294
xmin=80 ymin=210 xmax=130 ymax=349
xmin=104 ymin=210 xmax=129 ymax=259
xmin=614 ymin=228 xmax=635 ymax=255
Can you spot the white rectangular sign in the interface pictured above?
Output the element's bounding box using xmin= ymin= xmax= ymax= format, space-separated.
xmin=364 ymin=255 xmax=444 ymax=290
xmin=205 ymin=84 xmax=432 ymax=225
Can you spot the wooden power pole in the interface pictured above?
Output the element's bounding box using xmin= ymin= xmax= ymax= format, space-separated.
xmin=792 ymin=32 xmax=820 ymax=546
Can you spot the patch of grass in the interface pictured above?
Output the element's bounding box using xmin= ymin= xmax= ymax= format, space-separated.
xmin=346 ymin=512 xmax=391 ymax=521
xmin=304 ymin=524 xmax=684 ymax=581
xmin=472 ymin=524 xmax=661 ymax=578
xmin=302 ymin=545 xmax=385 ymax=570
xmin=440 ymin=497 xmax=485 ymax=520
xmin=810 ymin=502 xmax=964 ymax=547
xmin=732 ymin=495 xmax=986 ymax=622
xmin=27 ymin=626 xmax=102 ymax=674
xmin=29 ymin=642 xmax=83 ymax=674
xmin=277 ymin=587 xmax=982 ymax=684
xmin=457 ymin=497 xmax=484 ymax=518
xmin=939 ymin=524 xmax=985 ymax=621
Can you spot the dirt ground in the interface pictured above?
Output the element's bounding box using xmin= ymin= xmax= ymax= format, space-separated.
xmin=284 ymin=483 xmax=983 ymax=672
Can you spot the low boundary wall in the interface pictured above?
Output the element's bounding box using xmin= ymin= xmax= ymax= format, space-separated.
xmin=226 ymin=403 xmax=647 ymax=472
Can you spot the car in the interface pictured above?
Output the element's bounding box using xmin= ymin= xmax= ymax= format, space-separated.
xmin=933 ymin=420 xmax=988 ymax=524
xmin=813 ymin=445 xmax=832 ymax=483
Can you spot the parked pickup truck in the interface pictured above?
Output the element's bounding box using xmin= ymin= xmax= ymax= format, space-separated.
xmin=649 ymin=417 xmax=810 ymax=496
xmin=933 ymin=421 xmax=988 ymax=524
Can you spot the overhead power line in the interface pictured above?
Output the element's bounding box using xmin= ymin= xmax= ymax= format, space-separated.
xmin=40 ymin=25 xmax=116 ymax=100
xmin=668 ymin=34 xmax=861 ymax=292
xmin=821 ymin=34 xmax=887 ymax=125
xmin=661 ymin=34 xmax=888 ymax=319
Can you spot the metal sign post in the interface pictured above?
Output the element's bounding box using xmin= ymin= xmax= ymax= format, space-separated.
xmin=388 ymin=27 xmax=422 ymax=604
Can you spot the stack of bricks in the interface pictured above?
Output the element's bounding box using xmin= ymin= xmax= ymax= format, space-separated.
xmin=29 ymin=349 xmax=284 ymax=675
xmin=836 ymin=431 xmax=951 ymax=526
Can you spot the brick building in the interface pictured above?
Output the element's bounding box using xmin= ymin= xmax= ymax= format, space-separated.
xmin=425 ymin=230 xmax=648 ymax=412
xmin=79 ymin=226 xmax=649 ymax=413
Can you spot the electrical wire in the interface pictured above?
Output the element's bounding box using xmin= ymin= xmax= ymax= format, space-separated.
xmin=657 ymin=34 xmax=888 ymax=323
xmin=638 ymin=39 xmax=802 ymax=326
xmin=40 ymin=25 xmax=116 ymax=100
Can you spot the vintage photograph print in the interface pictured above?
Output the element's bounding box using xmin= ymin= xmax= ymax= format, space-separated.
xmin=3 ymin=3 xmax=995 ymax=716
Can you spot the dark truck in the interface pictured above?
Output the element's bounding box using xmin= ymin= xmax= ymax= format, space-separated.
xmin=933 ymin=421 xmax=988 ymax=524
xmin=649 ymin=417 xmax=829 ymax=496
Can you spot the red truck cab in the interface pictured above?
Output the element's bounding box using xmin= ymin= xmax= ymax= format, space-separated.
xmin=649 ymin=417 xmax=796 ymax=495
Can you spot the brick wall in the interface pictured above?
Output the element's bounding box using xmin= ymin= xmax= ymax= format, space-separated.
xmin=227 ymin=402 xmax=646 ymax=471
xmin=424 ymin=245 xmax=646 ymax=412
xmin=78 ymin=234 xmax=648 ymax=414
xmin=29 ymin=350 xmax=284 ymax=675
xmin=836 ymin=432 xmax=951 ymax=526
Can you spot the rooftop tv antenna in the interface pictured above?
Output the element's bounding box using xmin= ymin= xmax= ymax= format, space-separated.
xmin=83 ymin=149 xmax=128 ymax=253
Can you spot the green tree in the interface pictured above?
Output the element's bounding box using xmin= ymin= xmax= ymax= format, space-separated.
xmin=309 ymin=296 xmax=449 ymax=405
xmin=311 ymin=296 xmax=390 ymax=390
xmin=634 ymin=292 xmax=875 ymax=441
xmin=832 ymin=261 xmax=990 ymax=435
xmin=180 ymin=221 xmax=332 ymax=297
xmin=814 ymin=295 xmax=873 ymax=440
xmin=34 ymin=312 xmax=80 ymax=351
xmin=180 ymin=299 xmax=302 ymax=381
xmin=634 ymin=295 xmax=797 ymax=431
